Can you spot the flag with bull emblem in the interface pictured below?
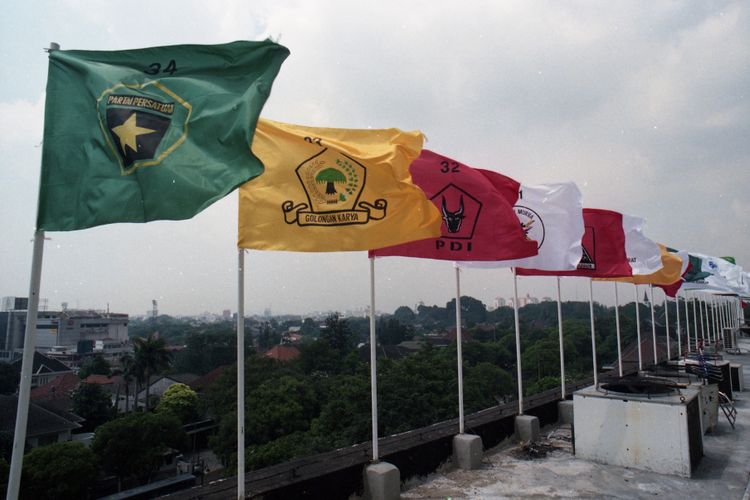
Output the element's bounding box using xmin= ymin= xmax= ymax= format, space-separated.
xmin=369 ymin=149 xmax=538 ymax=261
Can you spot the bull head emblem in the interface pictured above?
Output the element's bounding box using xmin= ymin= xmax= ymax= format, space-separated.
xmin=441 ymin=196 xmax=465 ymax=233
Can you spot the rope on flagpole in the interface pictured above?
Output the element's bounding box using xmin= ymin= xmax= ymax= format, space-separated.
xmin=236 ymin=249 xmax=245 ymax=499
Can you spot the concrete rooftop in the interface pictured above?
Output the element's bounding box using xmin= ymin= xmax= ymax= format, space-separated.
xmin=402 ymin=337 xmax=750 ymax=499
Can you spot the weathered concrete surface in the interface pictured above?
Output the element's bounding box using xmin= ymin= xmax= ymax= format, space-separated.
xmin=452 ymin=433 xmax=483 ymax=470
xmin=514 ymin=414 xmax=540 ymax=443
xmin=364 ymin=461 xmax=400 ymax=500
xmin=403 ymin=337 xmax=750 ymax=499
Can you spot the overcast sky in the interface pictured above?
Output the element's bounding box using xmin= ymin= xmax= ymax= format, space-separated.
xmin=1 ymin=1 xmax=748 ymax=317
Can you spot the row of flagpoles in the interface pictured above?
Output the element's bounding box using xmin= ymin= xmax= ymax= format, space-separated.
xmin=8 ymin=40 xmax=748 ymax=499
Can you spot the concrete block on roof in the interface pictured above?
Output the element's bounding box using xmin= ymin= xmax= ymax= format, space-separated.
xmin=515 ymin=414 xmax=540 ymax=443
xmin=558 ymin=400 xmax=574 ymax=425
xmin=453 ymin=433 xmax=483 ymax=470
xmin=364 ymin=461 xmax=400 ymax=500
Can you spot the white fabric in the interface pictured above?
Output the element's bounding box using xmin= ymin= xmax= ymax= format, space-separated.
xmin=622 ymin=214 xmax=662 ymax=275
xmin=459 ymin=182 xmax=584 ymax=271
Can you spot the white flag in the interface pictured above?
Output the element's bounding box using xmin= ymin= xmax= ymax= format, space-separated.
xmin=622 ymin=214 xmax=662 ymax=275
xmin=459 ymin=182 xmax=584 ymax=271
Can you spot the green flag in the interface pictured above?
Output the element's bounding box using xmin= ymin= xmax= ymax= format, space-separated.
xmin=37 ymin=40 xmax=289 ymax=231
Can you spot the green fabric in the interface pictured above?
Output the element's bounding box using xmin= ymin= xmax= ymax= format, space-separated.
xmin=721 ymin=256 xmax=736 ymax=264
xmin=684 ymin=254 xmax=710 ymax=282
xmin=37 ymin=40 xmax=289 ymax=231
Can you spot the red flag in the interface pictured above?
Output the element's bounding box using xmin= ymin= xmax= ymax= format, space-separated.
xmin=369 ymin=149 xmax=538 ymax=261
xmin=516 ymin=208 xmax=631 ymax=278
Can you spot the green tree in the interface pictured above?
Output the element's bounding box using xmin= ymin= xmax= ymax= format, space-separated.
xmin=393 ymin=306 xmax=416 ymax=324
xmin=21 ymin=442 xmax=100 ymax=500
xmin=72 ymin=383 xmax=114 ymax=430
xmin=376 ymin=317 xmax=413 ymax=345
xmin=118 ymin=353 xmax=137 ymax=414
xmin=78 ymin=354 xmax=111 ymax=379
xmin=133 ymin=333 xmax=171 ymax=411
xmin=157 ymin=383 xmax=199 ymax=424
xmin=0 ymin=363 xmax=19 ymax=395
xmin=173 ymin=331 xmax=236 ymax=375
xmin=92 ymin=412 xmax=186 ymax=489
xmin=315 ymin=167 xmax=346 ymax=195
xmin=319 ymin=313 xmax=356 ymax=353
xmin=299 ymin=317 xmax=320 ymax=337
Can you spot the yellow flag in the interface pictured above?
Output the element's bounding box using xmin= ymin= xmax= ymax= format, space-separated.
xmin=238 ymin=119 xmax=442 ymax=251
xmin=598 ymin=244 xmax=684 ymax=285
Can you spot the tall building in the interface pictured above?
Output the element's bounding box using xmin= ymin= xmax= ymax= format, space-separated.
xmin=0 ymin=297 xmax=129 ymax=362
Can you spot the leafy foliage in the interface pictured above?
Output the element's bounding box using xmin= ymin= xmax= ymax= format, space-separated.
xmin=78 ymin=354 xmax=111 ymax=379
xmin=92 ymin=412 xmax=186 ymax=486
xmin=21 ymin=442 xmax=100 ymax=500
xmin=157 ymin=383 xmax=199 ymax=424
xmin=72 ymin=383 xmax=114 ymax=430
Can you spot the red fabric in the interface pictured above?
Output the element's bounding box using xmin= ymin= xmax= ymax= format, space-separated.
xmin=369 ymin=149 xmax=538 ymax=261
xmin=516 ymin=208 xmax=631 ymax=278
xmin=657 ymin=261 xmax=691 ymax=297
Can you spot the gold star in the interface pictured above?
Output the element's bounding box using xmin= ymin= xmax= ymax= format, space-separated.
xmin=112 ymin=113 xmax=157 ymax=155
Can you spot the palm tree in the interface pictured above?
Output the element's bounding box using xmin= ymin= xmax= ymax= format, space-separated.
xmin=133 ymin=334 xmax=171 ymax=411
xmin=117 ymin=353 xmax=136 ymax=413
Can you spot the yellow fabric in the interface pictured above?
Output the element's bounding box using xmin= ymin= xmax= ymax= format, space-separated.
xmin=238 ymin=119 xmax=441 ymax=251
xmin=597 ymin=244 xmax=683 ymax=285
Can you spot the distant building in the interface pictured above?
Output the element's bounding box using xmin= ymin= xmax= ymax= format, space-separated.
xmin=0 ymin=394 xmax=82 ymax=448
xmin=0 ymin=298 xmax=129 ymax=360
xmin=493 ymin=297 xmax=507 ymax=309
xmin=10 ymin=352 xmax=74 ymax=388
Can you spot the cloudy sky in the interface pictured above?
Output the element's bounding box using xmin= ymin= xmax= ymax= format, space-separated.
xmin=1 ymin=1 xmax=748 ymax=317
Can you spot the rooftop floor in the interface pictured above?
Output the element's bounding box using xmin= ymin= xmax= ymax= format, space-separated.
xmin=402 ymin=337 xmax=750 ymax=499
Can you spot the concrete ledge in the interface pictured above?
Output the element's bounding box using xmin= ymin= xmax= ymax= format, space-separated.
xmin=515 ymin=415 xmax=540 ymax=443
xmin=558 ymin=400 xmax=574 ymax=425
xmin=453 ymin=433 xmax=483 ymax=470
xmin=364 ymin=461 xmax=400 ymax=500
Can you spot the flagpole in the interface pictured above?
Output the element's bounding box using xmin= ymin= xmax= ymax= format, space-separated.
xmin=697 ymin=294 xmax=705 ymax=343
xmin=690 ymin=292 xmax=698 ymax=352
xmin=7 ymin=230 xmax=46 ymax=500
xmin=369 ymin=257 xmax=379 ymax=461
xmin=649 ymin=285 xmax=657 ymax=364
xmin=589 ymin=279 xmax=598 ymax=386
xmin=556 ymin=277 xmax=566 ymax=399
xmin=512 ymin=269 xmax=524 ymax=414
xmin=710 ymin=296 xmax=718 ymax=346
xmin=663 ymin=292 xmax=671 ymax=360
xmin=454 ymin=265 xmax=465 ymax=434
xmin=236 ymin=249 xmax=245 ymax=499
xmin=634 ymin=285 xmax=642 ymax=370
xmin=613 ymin=283 xmax=623 ymax=376
xmin=676 ymin=293 xmax=682 ymax=358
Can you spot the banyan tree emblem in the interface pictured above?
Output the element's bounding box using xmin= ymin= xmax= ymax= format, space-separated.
xmin=282 ymin=148 xmax=387 ymax=226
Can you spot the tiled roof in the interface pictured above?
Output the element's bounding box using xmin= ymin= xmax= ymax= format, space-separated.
xmin=189 ymin=365 xmax=232 ymax=392
xmin=264 ymin=345 xmax=300 ymax=362
xmin=0 ymin=395 xmax=81 ymax=437
xmin=11 ymin=352 xmax=73 ymax=375
xmin=30 ymin=372 xmax=80 ymax=401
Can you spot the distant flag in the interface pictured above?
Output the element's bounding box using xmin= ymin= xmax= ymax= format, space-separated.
xmin=622 ymin=215 xmax=663 ymax=275
xmin=516 ymin=208 xmax=631 ymax=278
xmin=683 ymin=253 xmax=745 ymax=294
xmin=369 ymin=149 xmax=538 ymax=261
xmin=601 ymin=244 xmax=686 ymax=285
xmin=37 ymin=40 xmax=289 ymax=231
xmin=459 ymin=182 xmax=584 ymax=270
xmin=237 ymin=119 xmax=441 ymax=251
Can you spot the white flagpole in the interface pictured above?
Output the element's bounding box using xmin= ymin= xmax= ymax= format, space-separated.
xmin=698 ymin=295 xmax=706 ymax=342
xmin=649 ymin=285 xmax=657 ymax=364
xmin=634 ymin=285 xmax=642 ymax=370
xmin=589 ymin=279 xmax=598 ymax=386
xmin=676 ymin=292 xmax=682 ymax=357
xmin=684 ymin=292 xmax=691 ymax=352
xmin=236 ymin=249 xmax=245 ymax=499
xmin=710 ymin=297 xmax=718 ymax=345
xmin=369 ymin=257 xmax=379 ymax=461
xmin=512 ymin=269 xmax=524 ymax=414
xmin=663 ymin=291 xmax=670 ymax=360
xmin=691 ymin=293 xmax=698 ymax=346
xmin=614 ymin=283 xmax=623 ymax=376
xmin=454 ymin=265 xmax=465 ymax=434
xmin=556 ymin=277 xmax=566 ymax=398
xmin=7 ymin=230 xmax=46 ymax=500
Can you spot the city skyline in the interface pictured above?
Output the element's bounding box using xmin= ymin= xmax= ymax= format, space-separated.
xmin=1 ymin=2 xmax=748 ymax=317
